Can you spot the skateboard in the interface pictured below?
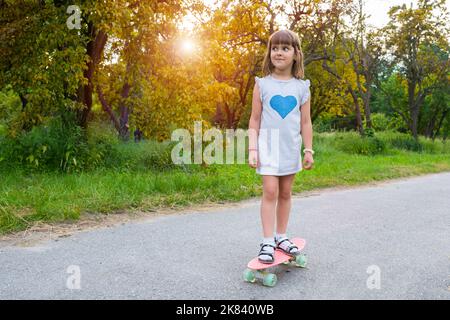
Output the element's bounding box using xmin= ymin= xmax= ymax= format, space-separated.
xmin=243 ymin=238 xmax=307 ymax=287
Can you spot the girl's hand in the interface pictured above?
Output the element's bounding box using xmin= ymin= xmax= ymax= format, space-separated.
xmin=248 ymin=150 xmax=259 ymax=168
xmin=303 ymin=152 xmax=314 ymax=170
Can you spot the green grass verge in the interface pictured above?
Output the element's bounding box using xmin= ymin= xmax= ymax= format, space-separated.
xmin=1 ymin=131 xmax=449 ymax=235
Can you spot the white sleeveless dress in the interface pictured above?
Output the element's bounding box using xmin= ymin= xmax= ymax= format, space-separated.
xmin=255 ymin=74 xmax=311 ymax=176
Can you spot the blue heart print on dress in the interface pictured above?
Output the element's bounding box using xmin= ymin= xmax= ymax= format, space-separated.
xmin=269 ymin=95 xmax=298 ymax=119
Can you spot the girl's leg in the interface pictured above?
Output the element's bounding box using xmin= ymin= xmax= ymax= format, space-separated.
xmin=276 ymin=174 xmax=296 ymax=234
xmin=260 ymin=175 xmax=279 ymax=238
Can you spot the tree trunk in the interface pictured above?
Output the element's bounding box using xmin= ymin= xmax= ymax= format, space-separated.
xmin=348 ymin=87 xmax=364 ymax=135
xmin=432 ymin=109 xmax=449 ymax=141
xmin=118 ymin=81 xmax=131 ymax=141
xmin=363 ymin=90 xmax=372 ymax=129
xmin=360 ymin=64 xmax=373 ymax=130
xmin=76 ymin=24 xmax=107 ymax=129
xmin=97 ymin=86 xmax=120 ymax=132
xmin=19 ymin=94 xmax=27 ymax=111
xmin=407 ymin=80 xmax=424 ymax=141
xmin=424 ymin=109 xmax=437 ymax=138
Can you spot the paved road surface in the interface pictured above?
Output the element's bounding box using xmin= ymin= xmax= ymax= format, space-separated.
xmin=1 ymin=172 xmax=449 ymax=299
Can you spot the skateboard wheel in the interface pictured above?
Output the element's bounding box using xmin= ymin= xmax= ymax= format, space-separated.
xmin=295 ymin=254 xmax=307 ymax=268
xmin=243 ymin=269 xmax=256 ymax=283
xmin=262 ymin=273 xmax=277 ymax=287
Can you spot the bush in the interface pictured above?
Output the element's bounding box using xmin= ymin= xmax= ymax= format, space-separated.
xmin=84 ymin=121 xmax=120 ymax=170
xmin=0 ymin=113 xmax=90 ymax=173
xmin=380 ymin=131 xmax=423 ymax=152
xmin=363 ymin=127 xmax=375 ymax=137
xmin=0 ymin=115 xmax=193 ymax=173
xmin=391 ymin=136 xmax=422 ymax=152
xmin=101 ymin=138 xmax=179 ymax=172
xmin=370 ymin=113 xmax=391 ymax=132
xmin=333 ymin=131 xmax=387 ymax=156
xmin=368 ymin=113 xmax=408 ymax=133
xmin=0 ymin=86 xmax=21 ymax=135
xmin=313 ymin=116 xmax=335 ymax=133
xmin=0 ymin=135 xmax=18 ymax=170
xmin=376 ymin=131 xmax=450 ymax=154
xmin=418 ymin=137 xmax=440 ymax=154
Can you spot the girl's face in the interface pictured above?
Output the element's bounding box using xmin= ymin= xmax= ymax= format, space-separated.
xmin=270 ymin=43 xmax=295 ymax=71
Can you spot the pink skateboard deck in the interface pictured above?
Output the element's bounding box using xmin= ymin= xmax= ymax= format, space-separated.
xmin=247 ymin=238 xmax=306 ymax=270
xmin=244 ymin=238 xmax=307 ymax=286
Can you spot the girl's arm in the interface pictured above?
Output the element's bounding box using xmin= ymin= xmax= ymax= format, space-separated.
xmin=248 ymin=82 xmax=262 ymax=149
xmin=300 ymin=97 xmax=313 ymax=150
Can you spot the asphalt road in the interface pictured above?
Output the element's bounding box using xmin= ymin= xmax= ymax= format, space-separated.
xmin=1 ymin=172 xmax=449 ymax=299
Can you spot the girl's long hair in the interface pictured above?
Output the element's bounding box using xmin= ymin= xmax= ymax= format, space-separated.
xmin=262 ymin=30 xmax=305 ymax=79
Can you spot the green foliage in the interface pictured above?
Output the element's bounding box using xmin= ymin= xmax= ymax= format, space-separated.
xmin=313 ymin=115 xmax=335 ymax=133
xmin=0 ymin=86 xmax=21 ymax=136
xmin=85 ymin=120 xmax=179 ymax=172
xmin=0 ymin=117 xmax=180 ymax=173
xmin=313 ymin=114 xmax=359 ymax=133
xmin=103 ymin=140 xmax=178 ymax=172
xmin=367 ymin=112 xmax=408 ymax=133
xmin=376 ymin=130 xmax=450 ymax=154
xmin=363 ymin=127 xmax=375 ymax=137
xmin=418 ymin=137 xmax=440 ymax=154
xmin=391 ymin=136 xmax=423 ymax=152
xmin=333 ymin=131 xmax=387 ymax=156
xmin=0 ymin=3 xmax=88 ymax=132
xmin=0 ymin=112 xmax=89 ymax=173
xmin=379 ymin=131 xmax=424 ymax=152
xmin=369 ymin=113 xmax=390 ymax=132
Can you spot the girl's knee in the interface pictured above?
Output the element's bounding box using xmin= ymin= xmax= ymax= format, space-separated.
xmin=263 ymin=188 xmax=278 ymax=201
xmin=278 ymin=190 xmax=291 ymax=200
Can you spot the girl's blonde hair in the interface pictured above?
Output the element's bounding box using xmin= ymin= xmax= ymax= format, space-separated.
xmin=262 ymin=30 xmax=305 ymax=79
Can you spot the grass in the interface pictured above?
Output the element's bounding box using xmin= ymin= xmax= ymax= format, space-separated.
xmin=1 ymin=131 xmax=449 ymax=235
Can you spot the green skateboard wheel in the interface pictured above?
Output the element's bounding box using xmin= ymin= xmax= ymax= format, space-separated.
xmin=262 ymin=273 xmax=277 ymax=287
xmin=243 ymin=269 xmax=256 ymax=283
xmin=295 ymin=254 xmax=307 ymax=268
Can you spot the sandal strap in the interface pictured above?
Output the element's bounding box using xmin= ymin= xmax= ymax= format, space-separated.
xmin=259 ymin=243 xmax=275 ymax=257
xmin=260 ymin=243 xmax=276 ymax=250
xmin=277 ymin=238 xmax=298 ymax=252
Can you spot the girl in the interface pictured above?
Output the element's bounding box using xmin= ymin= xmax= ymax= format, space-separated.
xmin=248 ymin=30 xmax=314 ymax=264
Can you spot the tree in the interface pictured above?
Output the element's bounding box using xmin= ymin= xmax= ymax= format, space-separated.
xmin=382 ymin=0 xmax=450 ymax=140
xmin=0 ymin=0 xmax=87 ymax=136
xmin=321 ymin=0 xmax=389 ymax=135
xmin=94 ymin=0 xmax=184 ymax=140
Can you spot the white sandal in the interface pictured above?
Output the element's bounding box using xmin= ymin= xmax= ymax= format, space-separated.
xmin=258 ymin=243 xmax=276 ymax=264
xmin=276 ymin=237 xmax=299 ymax=256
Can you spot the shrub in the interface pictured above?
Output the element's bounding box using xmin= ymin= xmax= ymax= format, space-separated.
xmin=313 ymin=116 xmax=335 ymax=133
xmin=363 ymin=127 xmax=375 ymax=137
xmin=0 ymin=113 xmax=90 ymax=173
xmin=386 ymin=132 xmax=423 ymax=152
xmin=333 ymin=131 xmax=387 ymax=156
xmin=370 ymin=113 xmax=390 ymax=132
xmin=103 ymin=139 xmax=178 ymax=172
xmin=418 ymin=137 xmax=439 ymax=154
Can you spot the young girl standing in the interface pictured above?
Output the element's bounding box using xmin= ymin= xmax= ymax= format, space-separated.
xmin=248 ymin=30 xmax=314 ymax=264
